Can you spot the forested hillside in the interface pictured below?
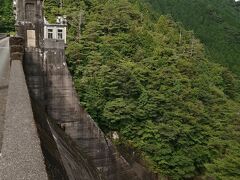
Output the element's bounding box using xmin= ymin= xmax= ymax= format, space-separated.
xmin=0 ymin=0 xmax=14 ymax=32
xmin=143 ymin=0 xmax=240 ymax=76
xmin=45 ymin=0 xmax=240 ymax=179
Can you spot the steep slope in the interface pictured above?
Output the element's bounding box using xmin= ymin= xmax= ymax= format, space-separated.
xmin=143 ymin=0 xmax=240 ymax=76
xmin=44 ymin=0 xmax=240 ymax=179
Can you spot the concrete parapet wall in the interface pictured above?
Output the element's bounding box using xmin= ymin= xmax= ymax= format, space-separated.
xmin=0 ymin=37 xmax=48 ymax=180
xmin=0 ymin=33 xmax=7 ymax=40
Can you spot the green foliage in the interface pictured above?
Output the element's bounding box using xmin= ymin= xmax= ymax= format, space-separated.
xmin=205 ymin=142 xmax=240 ymax=180
xmin=143 ymin=0 xmax=240 ymax=76
xmin=0 ymin=0 xmax=14 ymax=32
xmin=45 ymin=0 xmax=240 ymax=179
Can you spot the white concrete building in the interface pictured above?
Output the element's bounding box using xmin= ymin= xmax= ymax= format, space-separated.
xmin=44 ymin=16 xmax=67 ymax=43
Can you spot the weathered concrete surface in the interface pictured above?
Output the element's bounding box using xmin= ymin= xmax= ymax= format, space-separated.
xmin=15 ymin=0 xmax=44 ymax=48
xmin=0 ymin=59 xmax=48 ymax=178
xmin=0 ymin=60 xmax=48 ymax=180
xmin=10 ymin=37 xmax=24 ymax=63
xmin=31 ymin=100 xmax=103 ymax=180
xmin=0 ymin=37 xmax=10 ymax=152
xmin=41 ymin=39 xmax=140 ymax=180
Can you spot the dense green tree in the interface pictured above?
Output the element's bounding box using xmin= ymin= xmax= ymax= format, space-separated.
xmin=142 ymin=0 xmax=240 ymax=76
xmin=0 ymin=0 xmax=14 ymax=32
xmin=45 ymin=0 xmax=240 ymax=179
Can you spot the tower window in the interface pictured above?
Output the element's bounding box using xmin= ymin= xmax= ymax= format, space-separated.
xmin=57 ymin=29 xmax=63 ymax=39
xmin=48 ymin=29 xmax=53 ymax=39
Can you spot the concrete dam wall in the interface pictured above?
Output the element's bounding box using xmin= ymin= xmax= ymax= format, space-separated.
xmin=9 ymin=0 xmax=157 ymax=179
xmin=0 ymin=37 xmax=107 ymax=179
xmin=23 ymin=38 xmax=141 ymax=180
xmin=0 ymin=37 xmax=48 ymax=180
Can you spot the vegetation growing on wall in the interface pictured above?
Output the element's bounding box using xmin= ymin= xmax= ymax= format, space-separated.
xmin=44 ymin=0 xmax=240 ymax=179
xmin=0 ymin=0 xmax=14 ymax=32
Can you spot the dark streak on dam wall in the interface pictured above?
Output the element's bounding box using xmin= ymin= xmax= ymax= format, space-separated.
xmin=31 ymin=98 xmax=104 ymax=180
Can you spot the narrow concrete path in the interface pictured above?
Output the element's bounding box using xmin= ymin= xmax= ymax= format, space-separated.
xmin=0 ymin=60 xmax=48 ymax=179
xmin=0 ymin=37 xmax=10 ymax=152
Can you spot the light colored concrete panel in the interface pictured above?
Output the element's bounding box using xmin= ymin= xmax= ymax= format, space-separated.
xmin=27 ymin=30 xmax=36 ymax=47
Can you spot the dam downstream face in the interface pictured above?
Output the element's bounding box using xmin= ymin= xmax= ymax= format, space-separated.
xmin=0 ymin=37 xmax=10 ymax=152
xmin=31 ymin=101 xmax=103 ymax=180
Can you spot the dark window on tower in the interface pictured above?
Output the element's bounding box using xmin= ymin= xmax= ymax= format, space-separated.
xmin=48 ymin=29 xmax=53 ymax=39
xmin=57 ymin=29 xmax=63 ymax=39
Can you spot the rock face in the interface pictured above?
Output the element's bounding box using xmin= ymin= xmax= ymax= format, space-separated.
xmin=16 ymin=0 xmax=144 ymax=179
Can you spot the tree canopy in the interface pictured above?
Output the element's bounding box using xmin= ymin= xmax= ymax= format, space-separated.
xmin=44 ymin=0 xmax=240 ymax=179
xmin=0 ymin=0 xmax=14 ymax=33
xmin=143 ymin=0 xmax=240 ymax=76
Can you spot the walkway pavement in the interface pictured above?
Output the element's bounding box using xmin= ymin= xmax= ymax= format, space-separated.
xmin=0 ymin=60 xmax=48 ymax=179
xmin=0 ymin=37 xmax=48 ymax=179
